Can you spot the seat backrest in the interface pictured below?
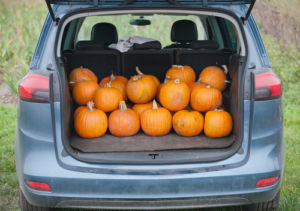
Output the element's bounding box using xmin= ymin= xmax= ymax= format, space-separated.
xmin=91 ymin=23 xmax=118 ymax=46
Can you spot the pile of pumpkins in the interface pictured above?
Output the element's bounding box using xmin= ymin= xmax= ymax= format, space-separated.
xmin=69 ymin=65 xmax=232 ymax=139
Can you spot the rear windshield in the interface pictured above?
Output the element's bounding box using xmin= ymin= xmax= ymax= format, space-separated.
xmin=61 ymin=13 xmax=237 ymax=52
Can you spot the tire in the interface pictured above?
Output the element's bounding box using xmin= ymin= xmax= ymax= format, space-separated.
xmin=243 ymin=190 xmax=280 ymax=211
xmin=19 ymin=188 xmax=55 ymax=211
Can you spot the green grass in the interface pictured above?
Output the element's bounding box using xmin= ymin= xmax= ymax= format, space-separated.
xmin=0 ymin=0 xmax=300 ymax=210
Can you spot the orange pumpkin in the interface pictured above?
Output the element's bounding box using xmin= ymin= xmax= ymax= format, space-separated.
xmin=74 ymin=101 xmax=108 ymax=138
xmin=190 ymin=85 xmax=222 ymax=112
xmin=74 ymin=106 xmax=88 ymax=119
xmin=204 ymin=109 xmax=233 ymax=138
xmin=100 ymin=79 xmax=127 ymax=100
xmin=159 ymin=79 xmax=190 ymax=111
xmin=126 ymin=75 xmax=157 ymax=104
xmin=108 ymin=101 xmax=140 ymax=137
xmin=156 ymin=76 xmax=170 ymax=103
xmin=173 ymin=109 xmax=204 ymax=137
xmin=199 ymin=66 xmax=229 ymax=91
xmin=72 ymin=80 xmax=98 ymax=105
xmin=99 ymin=73 xmax=128 ymax=87
xmin=141 ymin=100 xmax=172 ymax=136
xmin=188 ymin=78 xmax=207 ymax=92
xmin=132 ymin=101 xmax=161 ymax=117
xmin=166 ymin=65 xmax=196 ymax=84
xmin=94 ymin=83 xmax=123 ymax=112
xmin=136 ymin=66 xmax=160 ymax=88
xmin=69 ymin=66 xmax=98 ymax=87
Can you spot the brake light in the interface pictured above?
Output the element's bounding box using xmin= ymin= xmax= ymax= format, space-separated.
xmin=256 ymin=176 xmax=279 ymax=188
xmin=25 ymin=180 xmax=52 ymax=192
xmin=18 ymin=72 xmax=49 ymax=102
xmin=254 ymin=71 xmax=282 ymax=100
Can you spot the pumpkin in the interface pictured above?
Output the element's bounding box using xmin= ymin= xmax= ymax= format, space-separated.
xmin=204 ymin=109 xmax=233 ymax=138
xmin=94 ymin=83 xmax=123 ymax=112
xmin=72 ymin=80 xmax=99 ymax=105
xmin=136 ymin=66 xmax=160 ymax=88
xmin=74 ymin=106 xmax=88 ymax=119
xmin=99 ymin=73 xmax=128 ymax=87
xmin=132 ymin=101 xmax=161 ymax=117
xmin=191 ymin=85 xmax=222 ymax=112
xmin=126 ymin=74 xmax=157 ymax=104
xmin=69 ymin=66 xmax=98 ymax=87
xmin=100 ymin=79 xmax=127 ymax=101
xmin=166 ymin=65 xmax=196 ymax=84
xmin=108 ymin=101 xmax=140 ymax=136
xmin=159 ymin=79 xmax=190 ymax=111
xmin=156 ymin=76 xmax=170 ymax=103
xmin=188 ymin=78 xmax=207 ymax=92
xmin=74 ymin=101 xmax=108 ymax=138
xmin=173 ymin=109 xmax=204 ymax=137
xmin=141 ymin=100 xmax=172 ymax=136
xmin=199 ymin=66 xmax=229 ymax=91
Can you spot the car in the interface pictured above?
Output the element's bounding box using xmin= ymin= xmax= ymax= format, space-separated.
xmin=15 ymin=0 xmax=284 ymax=210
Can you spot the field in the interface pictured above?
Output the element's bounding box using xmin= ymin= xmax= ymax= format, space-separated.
xmin=0 ymin=0 xmax=300 ymax=210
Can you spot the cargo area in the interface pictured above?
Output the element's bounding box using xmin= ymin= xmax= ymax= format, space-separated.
xmin=59 ymin=12 xmax=244 ymax=163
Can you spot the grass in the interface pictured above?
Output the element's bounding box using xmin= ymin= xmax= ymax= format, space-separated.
xmin=0 ymin=0 xmax=300 ymax=210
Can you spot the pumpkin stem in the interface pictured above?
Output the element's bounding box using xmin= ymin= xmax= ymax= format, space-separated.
xmin=222 ymin=65 xmax=228 ymax=75
xmin=69 ymin=81 xmax=76 ymax=84
xmin=133 ymin=75 xmax=142 ymax=81
xmin=164 ymin=76 xmax=171 ymax=83
xmin=136 ymin=66 xmax=144 ymax=75
xmin=152 ymin=100 xmax=158 ymax=109
xmin=104 ymin=81 xmax=112 ymax=87
xmin=110 ymin=73 xmax=116 ymax=81
xmin=80 ymin=66 xmax=83 ymax=69
xmin=87 ymin=101 xmax=94 ymax=111
xmin=225 ymin=80 xmax=231 ymax=84
xmin=206 ymin=85 xmax=211 ymax=89
xmin=196 ymin=77 xmax=202 ymax=83
xmin=214 ymin=108 xmax=224 ymax=112
xmin=119 ymin=101 xmax=127 ymax=111
xmin=174 ymin=79 xmax=180 ymax=84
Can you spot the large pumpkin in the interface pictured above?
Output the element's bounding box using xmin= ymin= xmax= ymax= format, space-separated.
xmin=126 ymin=74 xmax=157 ymax=104
xmin=72 ymin=80 xmax=98 ymax=105
xmin=132 ymin=101 xmax=161 ymax=117
xmin=188 ymin=78 xmax=207 ymax=92
xmin=141 ymin=100 xmax=172 ymax=136
xmin=199 ymin=66 xmax=229 ymax=91
xmin=94 ymin=83 xmax=123 ymax=112
xmin=74 ymin=106 xmax=88 ymax=119
xmin=100 ymin=78 xmax=127 ymax=101
xmin=190 ymin=85 xmax=222 ymax=112
xmin=159 ymin=79 xmax=190 ymax=111
xmin=166 ymin=65 xmax=196 ymax=84
xmin=156 ymin=76 xmax=170 ymax=103
xmin=173 ymin=109 xmax=204 ymax=137
xmin=136 ymin=66 xmax=160 ymax=88
xmin=204 ymin=109 xmax=233 ymax=138
xmin=69 ymin=66 xmax=98 ymax=87
xmin=108 ymin=101 xmax=140 ymax=137
xmin=74 ymin=101 xmax=108 ymax=138
xmin=99 ymin=73 xmax=128 ymax=87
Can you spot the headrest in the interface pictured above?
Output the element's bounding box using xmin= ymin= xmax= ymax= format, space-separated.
xmin=91 ymin=23 xmax=118 ymax=45
xmin=171 ymin=20 xmax=198 ymax=43
xmin=132 ymin=41 xmax=162 ymax=50
xmin=76 ymin=41 xmax=104 ymax=50
xmin=191 ymin=40 xmax=219 ymax=50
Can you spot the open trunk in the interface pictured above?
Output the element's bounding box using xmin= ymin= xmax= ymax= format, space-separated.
xmin=58 ymin=11 xmax=245 ymax=164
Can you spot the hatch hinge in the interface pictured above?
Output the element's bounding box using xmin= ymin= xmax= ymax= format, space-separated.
xmin=241 ymin=0 xmax=256 ymax=24
xmin=45 ymin=0 xmax=60 ymax=25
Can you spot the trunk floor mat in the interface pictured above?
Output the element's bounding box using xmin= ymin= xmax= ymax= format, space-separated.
xmin=70 ymin=132 xmax=235 ymax=152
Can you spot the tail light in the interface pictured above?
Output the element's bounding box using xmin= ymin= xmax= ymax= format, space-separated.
xmin=25 ymin=180 xmax=52 ymax=192
xmin=254 ymin=70 xmax=282 ymax=100
xmin=256 ymin=176 xmax=279 ymax=188
xmin=18 ymin=71 xmax=50 ymax=103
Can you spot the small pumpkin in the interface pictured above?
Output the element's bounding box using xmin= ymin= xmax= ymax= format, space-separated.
xmin=199 ymin=66 xmax=229 ymax=91
xmin=204 ymin=109 xmax=233 ymax=138
xmin=141 ymin=100 xmax=172 ymax=136
xmin=100 ymin=78 xmax=127 ymax=100
xmin=72 ymin=80 xmax=99 ymax=105
xmin=99 ymin=73 xmax=128 ymax=87
xmin=173 ymin=109 xmax=204 ymax=137
xmin=156 ymin=76 xmax=170 ymax=103
xmin=69 ymin=66 xmax=98 ymax=87
xmin=191 ymin=85 xmax=222 ymax=112
xmin=188 ymin=78 xmax=207 ymax=92
xmin=132 ymin=101 xmax=161 ymax=117
xmin=108 ymin=101 xmax=140 ymax=137
xmin=94 ymin=83 xmax=123 ymax=112
xmin=166 ymin=65 xmax=196 ymax=84
xmin=74 ymin=101 xmax=108 ymax=138
xmin=159 ymin=79 xmax=190 ymax=111
xmin=136 ymin=66 xmax=160 ymax=88
xmin=126 ymin=74 xmax=157 ymax=104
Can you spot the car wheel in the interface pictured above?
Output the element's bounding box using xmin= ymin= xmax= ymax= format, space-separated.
xmin=19 ymin=188 xmax=55 ymax=211
xmin=243 ymin=190 xmax=280 ymax=211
